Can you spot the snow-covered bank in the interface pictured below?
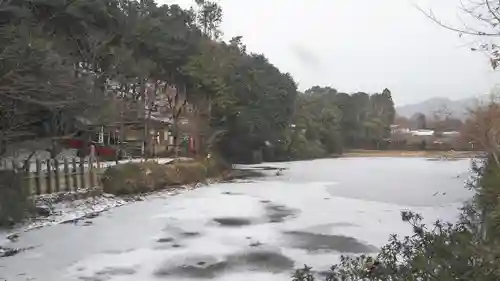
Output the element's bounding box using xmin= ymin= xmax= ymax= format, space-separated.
xmin=1 ymin=192 xmax=126 ymax=247
xmin=1 ymin=157 xmax=198 ymax=244
xmin=0 ymin=186 xmax=201 ymax=247
xmin=1 ymin=161 xmax=255 ymax=245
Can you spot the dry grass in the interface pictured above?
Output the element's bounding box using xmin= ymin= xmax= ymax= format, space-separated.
xmin=100 ymin=159 xmax=217 ymax=195
xmin=342 ymin=150 xmax=478 ymax=158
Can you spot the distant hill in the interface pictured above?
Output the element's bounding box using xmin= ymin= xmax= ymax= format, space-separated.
xmin=396 ymin=96 xmax=489 ymax=120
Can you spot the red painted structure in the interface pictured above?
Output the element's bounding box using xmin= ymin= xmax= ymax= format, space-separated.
xmin=64 ymin=136 xmax=118 ymax=157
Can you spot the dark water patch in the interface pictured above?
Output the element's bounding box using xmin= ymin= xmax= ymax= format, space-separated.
xmin=210 ymin=202 xmax=298 ymax=226
xmin=265 ymin=203 xmax=300 ymax=223
xmin=163 ymin=225 xmax=203 ymax=236
xmin=157 ymin=237 xmax=175 ymax=243
xmin=153 ymin=235 xmax=181 ymax=250
xmin=221 ymin=191 xmax=242 ymax=195
xmin=227 ymin=249 xmax=294 ymax=273
xmin=154 ymin=249 xmax=294 ymax=278
xmin=155 ymin=255 xmax=228 ymax=279
xmin=154 ymin=243 xmax=183 ymax=251
xmin=159 ymin=261 xmax=227 ymax=278
xmin=283 ymin=231 xmax=378 ymax=253
xmin=181 ymin=231 xmax=201 ymax=238
xmin=163 ymin=225 xmax=204 ymax=239
xmin=213 ymin=217 xmax=253 ymax=227
xmin=249 ymin=241 xmax=262 ymax=247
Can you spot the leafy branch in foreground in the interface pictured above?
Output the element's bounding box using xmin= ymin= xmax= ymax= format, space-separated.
xmin=292 ymin=202 xmax=500 ymax=281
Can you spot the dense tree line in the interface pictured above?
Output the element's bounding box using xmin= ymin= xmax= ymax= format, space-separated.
xmin=0 ymin=0 xmax=297 ymax=163
xmin=187 ymin=36 xmax=298 ymax=162
xmin=394 ymin=112 xmax=465 ymax=132
xmin=286 ymin=86 xmax=395 ymax=160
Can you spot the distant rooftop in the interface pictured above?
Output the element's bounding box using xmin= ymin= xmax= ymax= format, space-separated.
xmin=411 ymin=129 xmax=434 ymax=136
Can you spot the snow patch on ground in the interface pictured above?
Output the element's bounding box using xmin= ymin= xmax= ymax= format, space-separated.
xmin=1 ymin=192 xmax=125 ymax=246
xmin=1 ymin=157 xmax=198 ymax=244
xmin=31 ymin=193 xmax=127 ymax=227
xmin=1 ymin=185 xmax=199 ymax=247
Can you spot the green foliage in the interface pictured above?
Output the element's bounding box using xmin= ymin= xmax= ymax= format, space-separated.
xmin=289 ymin=134 xmax=327 ymax=160
xmin=193 ymin=0 xmax=223 ymax=39
xmin=412 ymin=112 xmax=427 ymax=130
xmin=184 ymin=36 xmax=298 ymax=163
xmin=287 ymin=86 xmax=396 ymax=159
xmin=470 ymin=156 xmax=500 ymax=236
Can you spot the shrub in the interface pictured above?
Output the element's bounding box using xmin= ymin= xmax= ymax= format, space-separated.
xmin=292 ymin=210 xmax=500 ymax=281
xmin=0 ymin=169 xmax=33 ymax=227
xmin=163 ymin=160 xmax=208 ymax=185
xmin=202 ymin=152 xmax=231 ymax=178
xmin=101 ymin=159 xmax=216 ymax=195
xmin=101 ymin=162 xmax=169 ymax=195
xmin=289 ymin=135 xmax=327 ymax=160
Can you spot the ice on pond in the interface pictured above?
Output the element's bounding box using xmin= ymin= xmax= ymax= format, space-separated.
xmin=0 ymin=158 xmax=473 ymax=281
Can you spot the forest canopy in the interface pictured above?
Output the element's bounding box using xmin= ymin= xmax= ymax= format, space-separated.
xmin=0 ymin=0 xmax=395 ymax=163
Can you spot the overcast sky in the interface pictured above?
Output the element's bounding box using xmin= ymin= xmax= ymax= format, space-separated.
xmin=158 ymin=0 xmax=500 ymax=105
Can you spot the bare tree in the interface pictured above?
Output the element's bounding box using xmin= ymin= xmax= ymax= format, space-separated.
xmin=463 ymin=95 xmax=500 ymax=165
xmin=417 ymin=0 xmax=500 ymax=69
xmin=163 ymin=84 xmax=188 ymax=157
xmin=431 ymin=105 xmax=453 ymax=134
xmin=0 ymin=23 xmax=111 ymax=165
xmin=417 ymin=0 xmax=500 ymax=162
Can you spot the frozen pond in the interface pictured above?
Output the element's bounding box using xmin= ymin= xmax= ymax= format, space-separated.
xmin=0 ymin=157 xmax=474 ymax=281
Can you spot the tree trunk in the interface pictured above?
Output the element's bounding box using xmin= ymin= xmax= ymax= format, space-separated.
xmin=150 ymin=82 xmax=158 ymax=158
xmin=0 ymin=133 xmax=6 ymax=159
xmin=140 ymin=80 xmax=148 ymax=160
xmin=173 ymin=85 xmax=187 ymax=158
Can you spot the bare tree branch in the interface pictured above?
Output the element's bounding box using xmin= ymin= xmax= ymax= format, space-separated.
xmin=414 ymin=2 xmax=500 ymax=37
